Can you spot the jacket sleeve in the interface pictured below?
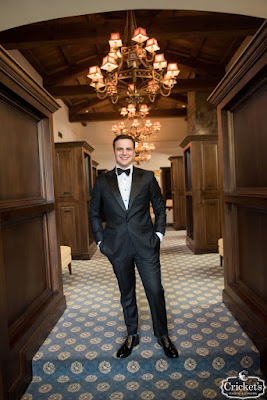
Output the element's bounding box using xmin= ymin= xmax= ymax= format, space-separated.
xmin=89 ymin=177 xmax=104 ymax=243
xmin=149 ymin=173 xmax=166 ymax=235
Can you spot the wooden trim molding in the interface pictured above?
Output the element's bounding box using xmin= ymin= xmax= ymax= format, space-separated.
xmin=180 ymin=134 xmax=218 ymax=148
xmin=208 ymin=20 xmax=267 ymax=106
xmin=0 ymin=45 xmax=60 ymax=113
xmin=55 ymin=141 xmax=95 ymax=154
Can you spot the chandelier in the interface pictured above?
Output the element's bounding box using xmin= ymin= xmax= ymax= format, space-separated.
xmin=111 ymin=103 xmax=161 ymax=141
xmin=87 ymin=11 xmax=180 ymax=104
xmin=135 ymin=142 xmax=156 ymax=164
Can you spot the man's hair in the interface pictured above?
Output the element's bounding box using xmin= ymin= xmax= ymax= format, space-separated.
xmin=113 ymin=134 xmax=136 ymax=150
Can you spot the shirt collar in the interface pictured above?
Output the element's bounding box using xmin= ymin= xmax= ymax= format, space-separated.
xmin=115 ymin=164 xmax=133 ymax=176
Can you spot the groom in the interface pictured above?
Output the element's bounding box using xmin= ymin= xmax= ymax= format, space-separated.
xmin=90 ymin=134 xmax=178 ymax=358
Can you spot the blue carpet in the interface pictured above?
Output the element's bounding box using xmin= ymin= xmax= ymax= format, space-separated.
xmin=21 ymin=230 xmax=266 ymax=400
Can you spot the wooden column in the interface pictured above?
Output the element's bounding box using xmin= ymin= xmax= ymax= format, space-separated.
xmin=209 ymin=21 xmax=267 ymax=376
xmin=180 ymin=135 xmax=221 ymax=253
xmin=169 ymin=156 xmax=186 ymax=230
xmin=0 ymin=45 xmax=66 ymax=399
xmin=55 ymin=141 xmax=96 ymax=259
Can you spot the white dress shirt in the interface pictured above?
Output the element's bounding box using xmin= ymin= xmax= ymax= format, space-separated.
xmin=97 ymin=165 xmax=163 ymax=247
xmin=116 ymin=164 xmax=133 ymax=210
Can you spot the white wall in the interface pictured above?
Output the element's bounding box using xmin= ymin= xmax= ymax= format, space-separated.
xmin=1 ymin=0 xmax=266 ymax=30
xmin=53 ymin=100 xmax=85 ymax=143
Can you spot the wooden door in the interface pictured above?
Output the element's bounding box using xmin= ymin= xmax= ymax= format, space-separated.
xmin=59 ymin=204 xmax=80 ymax=253
xmin=0 ymin=46 xmax=65 ymax=399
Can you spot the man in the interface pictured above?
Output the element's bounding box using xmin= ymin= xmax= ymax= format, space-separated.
xmin=90 ymin=134 xmax=178 ymax=359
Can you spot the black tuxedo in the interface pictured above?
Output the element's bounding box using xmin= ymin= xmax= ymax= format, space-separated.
xmin=90 ymin=166 xmax=168 ymax=337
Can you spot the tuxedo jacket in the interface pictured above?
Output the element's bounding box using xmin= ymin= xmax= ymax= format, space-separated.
xmin=89 ymin=167 xmax=166 ymax=260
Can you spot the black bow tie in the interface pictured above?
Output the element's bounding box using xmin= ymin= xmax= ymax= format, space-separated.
xmin=117 ymin=167 xmax=131 ymax=176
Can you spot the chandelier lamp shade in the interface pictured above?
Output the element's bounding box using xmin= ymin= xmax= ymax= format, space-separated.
xmin=87 ymin=12 xmax=180 ymax=104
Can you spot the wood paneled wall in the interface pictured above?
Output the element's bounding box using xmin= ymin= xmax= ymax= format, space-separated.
xmin=209 ymin=21 xmax=267 ymax=375
xmin=0 ymin=46 xmax=66 ymax=399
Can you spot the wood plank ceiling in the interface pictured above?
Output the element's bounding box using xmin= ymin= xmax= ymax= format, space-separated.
xmin=0 ymin=10 xmax=263 ymax=125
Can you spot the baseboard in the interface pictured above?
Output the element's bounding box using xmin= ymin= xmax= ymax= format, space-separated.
xmin=8 ymin=294 xmax=66 ymax=400
xmin=223 ymin=289 xmax=267 ymax=379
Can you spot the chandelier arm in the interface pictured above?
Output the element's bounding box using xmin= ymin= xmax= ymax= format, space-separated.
xmin=107 ymin=71 xmax=118 ymax=85
xmin=162 ymin=81 xmax=175 ymax=90
xmin=96 ymin=90 xmax=108 ymax=99
xmin=148 ymin=93 xmax=156 ymax=102
xmin=159 ymin=86 xmax=172 ymax=97
xmin=139 ymin=57 xmax=152 ymax=70
xmin=111 ymin=94 xmax=119 ymax=104
xmin=145 ymin=53 xmax=154 ymax=63
xmin=152 ymin=69 xmax=162 ymax=83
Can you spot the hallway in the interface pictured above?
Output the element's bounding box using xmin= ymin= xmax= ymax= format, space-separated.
xmin=21 ymin=229 xmax=264 ymax=400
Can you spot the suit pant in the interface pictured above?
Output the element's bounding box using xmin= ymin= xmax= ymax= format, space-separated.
xmin=108 ymin=238 xmax=168 ymax=338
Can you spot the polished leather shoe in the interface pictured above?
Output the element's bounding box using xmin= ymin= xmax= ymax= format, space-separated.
xmin=158 ymin=335 xmax=179 ymax=358
xmin=117 ymin=334 xmax=140 ymax=358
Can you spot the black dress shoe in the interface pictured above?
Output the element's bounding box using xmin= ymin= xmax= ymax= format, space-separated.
xmin=158 ymin=335 xmax=179 ymax=358
xmin=116 ymin=334 xmax=140 ymax=358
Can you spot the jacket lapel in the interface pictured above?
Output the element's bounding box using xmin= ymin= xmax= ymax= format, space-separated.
xmin=105 ymin=168 xmax=126 ymax=211
xmin=128 ymin=167 xmax=143 ymax=210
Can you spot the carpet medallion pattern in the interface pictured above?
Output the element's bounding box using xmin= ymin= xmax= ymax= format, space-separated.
xmin=21 ymin=230 xmax=266 ymax=399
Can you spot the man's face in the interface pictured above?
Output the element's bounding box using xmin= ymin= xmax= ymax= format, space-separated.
xmin=114 ymin=138 xmax=135 ymax=168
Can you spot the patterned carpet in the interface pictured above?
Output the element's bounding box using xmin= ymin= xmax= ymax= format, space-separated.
xmin=21 ymin=229 xmax=266 ymax=400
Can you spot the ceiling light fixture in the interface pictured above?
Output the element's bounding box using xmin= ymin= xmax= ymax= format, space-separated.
xmin=111 ymin=103 xmax=161 ymax=141
xmin=87 ymin=11 xmax=180 ymax=104
xmin=134 ymin=142 xmax=156 ymax=165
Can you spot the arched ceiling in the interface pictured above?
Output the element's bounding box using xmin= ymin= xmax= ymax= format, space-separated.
xmin=0 ymin=9 xmax=264 ymax=124
xmin=1 ymin=0 xmax=266 ymax=31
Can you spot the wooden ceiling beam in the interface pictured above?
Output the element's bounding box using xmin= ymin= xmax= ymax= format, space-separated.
xmin=69 ymin=108 xmax=187 ymax=122
xmin=68 ymin=97 xmax=106 ymax=114
xmin=46 ymin=78 xmax=217 ymax=98
xmin=43 ymin=56 xmax=223 ymax=88
xmin=44 ymin=57 xmax=223 ymax=86
xmin=0 ymin=15 xmax=262 ymax=50
xmin=165 ymin=51 xmax=225 ymax=75
xmin=168 ymin=93 xmax=188 ymax=104
xmin=43 ymin=56 xmax=100 ymax=86
xmin=172 ymin=77 xmax=221 ymax=92
xmin=68 ymin=95 xmax=130 ymax=114
xmin=46 ymin=84 xmax=95 ymax=97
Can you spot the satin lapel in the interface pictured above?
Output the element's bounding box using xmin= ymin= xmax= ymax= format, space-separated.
xmin=128 ymin=167 xmax=143 ymax=210
xmin=105 ymin=169 xmax=126 ymax=211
